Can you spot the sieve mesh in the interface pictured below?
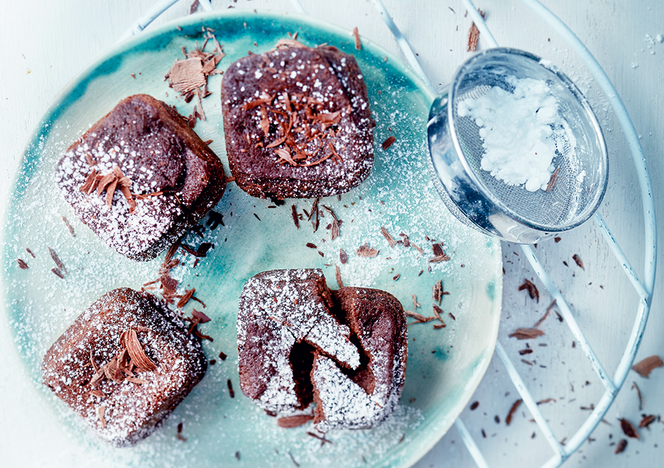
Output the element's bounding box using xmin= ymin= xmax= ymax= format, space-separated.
xmin=449 ymin=53 xmax=606 ymax=231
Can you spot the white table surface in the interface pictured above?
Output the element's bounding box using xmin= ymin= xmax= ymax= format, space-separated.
xmin=1 ymin=1 xmax=663 ymax=467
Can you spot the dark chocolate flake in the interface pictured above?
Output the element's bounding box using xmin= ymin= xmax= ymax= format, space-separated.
xmin=639 ymin=414 xmax=656 ymax=429
xmin=572 ymin=254 xmax=584 ymax=270
xmin=339 ymin=248 xmax=348 ymax=264
xmin=619 ymin=418 xmax=639 ymax=439
xmin=518 ymin=279 xmax=539 ymax=302
xmin=227 ymin=379 xmax=235 ymax=398
xmin=615 ymin=439 xmax=627 ymax=454
xmin=17 ymin=259 xmax=29 ymax=270
xmin=278 ymin=414 xmax=314 ymax=428
xmin=506 ymin=399 xmax=522 ymax=425
xmin=62 ymin=216 xmax=75 ymax=237
xmin=632 ymin=355 xmax=663 ymax=378
xmin=51 ymin=268 xmax=65 ymax=279
xmin=509 ymin=328 xmax=545 ymax=340
xmin=356 ymin=243 xmax=379 ymax=258
xmin=48 ymin=247 xmax=66 ymax=274
xmin=381 ymin=135 xmax=396 ymax=150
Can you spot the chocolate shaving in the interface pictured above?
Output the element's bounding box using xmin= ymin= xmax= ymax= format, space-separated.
xmin=546 ymin=166 xmax=560 ymax=192
xmin=291 ymin=205 xmax=299 ymax=229
xmin=433 ymin=280 xmax=445 ymax=305
xmin=335 ymin=264 xmax=344 ymax=288
xmin=467 ymin=9 xmax=485 ymax=52
xmin=322 ymin=206 xmax=340 ymax=240
xmin=533 ymin=300 xmax=557 ymax=327
xmin=177 ymin=288 xmax=196 ymax=308
xmin=97 ymin=406 xmax=106 ymax=428
xmin=615 ymin=439 xmax=627 ymax=454
xmin=26 ymin=248 xmax=35 ymax=258
xmin=639 ymin=414 xmax=656 ymax=429
xmin=227 ymin=379 xmax=235 ymax=398
xmin=124 ymin=329 xmax=157 ymax=372
xmin=412 ymin=295 xmax=420 ymax=310
xmin=433 ymin=323 xmax=446 ymax=330
xmin=17 ymin=259 xmax=29 ymax=270
xmin=352 ymin=27 xmax=361 ymax=50
xmin=632 ymin=382 xmax=643 ymax=411
xmin=180 ymin=244 xmax=207 ymax=257
xmin=410 ymin=242 xmax=425 ymax=255
xmin=506 ymin=399 xmax=522 ymax=425
xmin=339 ymin=248 xmax=348 ymax=264
xmin=632 ymin=355 xmax=663 ymax=377
xmin=278 ymin=414 xmax=314 ymax=428
xmin=307 ymin=431 xmax=333 ymax=446
xmin=192 ymin=309 xmax=211 ymax=323
xmin=62 ymin=216 xmax=75 ymax=237
xmin=509 ymin=328 xmax=545 ymax=340
xmin=537 ymin=398 xmax=555 ymax=405
xmin=356 ymin=243 xmax=379 ymax=258
xmin=619 ymin=418 xmax=640 ymax=439
xmin=572 ymin=254 xmax=585 ymax=270
xmin=429 ymin=243 xmax=450 ymax=263
xmin=381 ymin=135 xmax=396 ymax=150
xmin=518 ymin=279 xmax=539 ymax=302
xmin=48 ymin=247 xmax=66 ymax=274
xmin=51 ymin=268 xmax=65 ymax=279
xmin=432 ymin=305 xmax=445 ymax=324
xmin=405 ymin=310 xmax=435 ymax=324
xmin=380 ymin=227 xmax=397 ymax=248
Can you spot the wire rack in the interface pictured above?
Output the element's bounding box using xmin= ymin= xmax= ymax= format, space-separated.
xmin=121 ymin=1 xmax=657 ymax=466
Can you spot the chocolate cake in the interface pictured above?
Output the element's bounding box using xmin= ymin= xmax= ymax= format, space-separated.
xmin=56 ymin=94 xmax=226 ymax=261
xmin=221 ymin=42 xmax=374 ymax=199
xmin=237 ymin=269 xmax=360 ymax=414
xmin=237 ymin=271 xmax=407 ymax=431
xmin=312 ymin=287 xmax=407 ymax=432
xmin=41 ymin=288 xmax=207 ymax=447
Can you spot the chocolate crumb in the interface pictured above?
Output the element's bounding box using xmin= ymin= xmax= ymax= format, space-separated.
xmin=209 ymin=359 xmax=216 ymax=365
xmin=519 ymin=349 xmax=533 ymax=355
xmin=470 ymin=401 xmax=479 ymax=410
xmin=448 ymin=312 xmax=456 ymax=321
xmin=17 ymin=259 xmax=29 ymax=270
xmin=381 ymin=135 xmax=396 ymax=150
xmin=235 ymin=451 xmax=241 ymax=460
xmin=306 ymin=243 xmax=317 ymax=249
xmin=339 ymin=248 xmax=348 ymax=264
xmin=218 ymin=351 xmax=227 ymax=361
xmin=227 ymin=379 xmax=235 ymax=398
xmin=278 ymin=414 xmax=314 ymax=428
xmin=506 ymin=399 xmax=522 ymax=425
xmin=554 ymin=237 xmax=561 ymax=243
xmin=393 ymin=274 xmax=400 ymax=281
xmin=62 ymin=216 xmax=75 ymax=237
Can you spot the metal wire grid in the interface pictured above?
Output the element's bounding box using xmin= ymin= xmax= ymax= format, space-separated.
xmin=120 ymin=1 xmax=657 ymax=467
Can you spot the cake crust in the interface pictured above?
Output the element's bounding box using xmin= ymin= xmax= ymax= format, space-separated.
xmin=41 ymin=288 xmax=207 ymax=447
xmin=56 ymin=94 xmax=226 ymax=261
xmin=221 ymin=44 xmax=374 ymax=199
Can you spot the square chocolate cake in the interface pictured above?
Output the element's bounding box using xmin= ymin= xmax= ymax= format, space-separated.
xmin=221 ymin=42 xmax=374 ymax=199
xmin=56 ymin=94 xmax=226 ymax=261
xmin=41 ymin=288 xmax=207 ymax=447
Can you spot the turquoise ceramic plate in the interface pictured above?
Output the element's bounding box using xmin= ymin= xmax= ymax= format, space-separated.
xmin=1 ymin=11 xmax=501 ymax=468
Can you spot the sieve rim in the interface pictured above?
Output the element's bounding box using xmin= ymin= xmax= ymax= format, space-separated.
xmin=445 ymin=47 xmax=609 ymax=233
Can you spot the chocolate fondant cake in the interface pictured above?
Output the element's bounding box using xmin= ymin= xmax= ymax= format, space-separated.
xmin=313 ymin=287 xmax=407 ymax=432
xmin=237 ymin=269 xmax=360 ymax=414
xmin=56 ymin=94 xmax=226 ymax=261
xmin=42 ymin=288 xmax=207 ymax=447
xmin=237 ymin=270 xmax=407 ymax=431
xmin=221 ymin=42 xmax=374 ymax=199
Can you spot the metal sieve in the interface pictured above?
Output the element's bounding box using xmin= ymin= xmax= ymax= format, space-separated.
xmin=427 ymin=48 xmax=608 ymax=243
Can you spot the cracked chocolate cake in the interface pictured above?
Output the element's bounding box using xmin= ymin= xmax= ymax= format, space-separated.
xmin=237 ymin=270 xmax=407 ymax=431
xmin=55 ymin=94 xmax=226 ymax=261
xmin=41 ymin=288 xmax=207 ymax=447
xmin=221 ymin=41 xmax=374 ymax=199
